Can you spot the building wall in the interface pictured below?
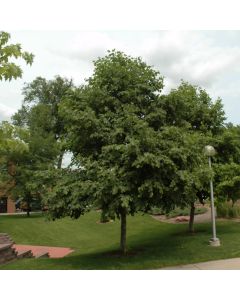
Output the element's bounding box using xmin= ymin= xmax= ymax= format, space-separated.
xmin=7 ymin=197 xmax=15 ymax=213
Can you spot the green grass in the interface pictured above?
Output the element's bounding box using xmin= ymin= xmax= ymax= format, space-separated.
xmin=1 ymin=211 xmax=240 ymax=269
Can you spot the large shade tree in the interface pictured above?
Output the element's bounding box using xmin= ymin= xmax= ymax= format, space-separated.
xmin=46 ymin=50 xmax=174 ymax=253
xmin=45 ymin=50 xmax=222 ymax=252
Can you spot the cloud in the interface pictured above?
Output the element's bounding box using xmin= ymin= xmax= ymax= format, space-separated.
xmin=50 ymin=31 xmax=240 ymax=94
xmin=51 ymin=32 xmax=125 ymax=63
xmin=139 ymin=31 xmax=240 ymax=90
xmin=0 ymin=103 xmax=15 ymax=122
xmin=5 ymin=30 xmax=239 ymax=125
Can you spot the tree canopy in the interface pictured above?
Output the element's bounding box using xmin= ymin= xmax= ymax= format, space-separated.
xmin=44 ymin=50 xmax=226 ymax=252
xmin=12 ymin=76 xmax=75 ymax=168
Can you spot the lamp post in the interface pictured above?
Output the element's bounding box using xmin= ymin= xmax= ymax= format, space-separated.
xmin=204 ymin=145 xmax=220 ymax=247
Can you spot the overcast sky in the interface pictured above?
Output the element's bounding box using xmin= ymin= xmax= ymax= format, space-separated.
xmin=1 ymin=30 xmax=240 ymax=124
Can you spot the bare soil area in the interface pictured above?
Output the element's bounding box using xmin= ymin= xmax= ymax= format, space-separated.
xmin=152 ymin=206 xmax=212 ymax=224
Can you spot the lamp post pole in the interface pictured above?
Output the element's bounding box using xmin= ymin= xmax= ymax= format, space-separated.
xmin=204 ymin=145 xmax=220 ymax=247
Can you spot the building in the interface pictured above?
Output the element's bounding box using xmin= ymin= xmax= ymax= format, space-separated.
xmin=0 ymin=161 xmax=16 ymax=213
xmin=0 ymin=194 xmax=16 ymax=213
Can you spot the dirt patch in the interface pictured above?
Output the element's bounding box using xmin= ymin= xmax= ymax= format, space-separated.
xmin=152 ymin=207 xmax=212 ymax=224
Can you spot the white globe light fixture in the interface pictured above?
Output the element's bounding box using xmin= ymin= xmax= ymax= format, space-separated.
xmin=204 ymin=145 xmax=220 ymax=247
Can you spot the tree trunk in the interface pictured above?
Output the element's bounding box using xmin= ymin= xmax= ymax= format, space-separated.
xmin=120 ymin=209 xmax=127 ymax=255
xmin=57 ymin=151 xmax=64 ymax=169
xmin=26 ymin=197 xmax=30 ymax=217
xmin=189 ymin=202 xmax=195 ymax=233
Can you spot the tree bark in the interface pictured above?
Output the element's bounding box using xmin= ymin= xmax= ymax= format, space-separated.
xmin=120 ymin=209 xmax=127 ymax=255
xmin=189 ymin=202 xmax=195 ymax=233
xmin=57 ymin=151 xmax=64 ymax=169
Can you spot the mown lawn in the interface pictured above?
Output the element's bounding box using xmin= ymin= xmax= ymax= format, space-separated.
xmin=0 ymin=211 xmax=240 ymax=269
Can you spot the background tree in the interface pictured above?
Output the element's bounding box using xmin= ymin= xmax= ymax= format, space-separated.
xmin=160 ymin=81 xmax=226 ymax=232
xmin=0 ymin=120 xmax=58 ymax=216
xmin=12 ymin=76 xmax=74 ymax=169
xmin=0 ymin=121 xmax=29 ymax=207
xmin=214 ymin=125 xmax=240 ymax=206
xmin=0 ymin=31 xmax=34 ymax=81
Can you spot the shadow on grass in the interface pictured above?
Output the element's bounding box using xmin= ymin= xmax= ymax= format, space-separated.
xmin=1 ymin=218 xmax=240 ymax=270
xmin=3 ymin=223 xmax=220 ymax=270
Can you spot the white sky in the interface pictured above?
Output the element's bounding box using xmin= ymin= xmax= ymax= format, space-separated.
xmin=0 ymin=30 xmax=240 ymax=125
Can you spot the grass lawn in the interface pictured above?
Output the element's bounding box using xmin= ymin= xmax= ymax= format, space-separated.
xmin=0 ymin=211 xmax=240 ymax=269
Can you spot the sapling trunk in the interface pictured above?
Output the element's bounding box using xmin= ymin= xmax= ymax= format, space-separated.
xmin=57 ymin=151 xmax=64 ymax=169
xmin=189 ymin=202 xmax=195 ymax=233
xmin=120 ymin=209 xmax=127 ymax=255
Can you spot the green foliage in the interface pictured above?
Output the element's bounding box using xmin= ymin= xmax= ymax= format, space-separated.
xmin=50 ymin=50 xmax=167 ymax=219
xmin=12 ymin=76 xmax=75 ymax=168
xmin=217 ymin=201 xmax=240 ymax=218
xmin=45 ymin=50 xmax=227 ymax=251
xmin=0 ymin=31 xmax=34 ymax=81
xmin=166 ymin=206 xmax=207 ymax=218
xmin=215 ymin=163 xmax=240 ymax=204
xmin=214 ymin=125 xmax=240 ymax=205
xmin=0 ymin=120 xmax=59 ymax=212
xmin=0 ymin=121 xmax=29 ymax=159
xmin=44 ymin=168 xmax=93 ymax=220
xmin=149 ymin=206 xmax=207 ymax=217
xmin=100 ymin=210 xmax=113 ymax=223
xmin=214 ymin=125 xmax=240 ymax=164
xmin=160 ymin=81 xmax=225 ymax=134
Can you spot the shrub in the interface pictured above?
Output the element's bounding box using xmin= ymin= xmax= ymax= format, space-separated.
xmin=100 ymin=210 xmax=112 ymax=223
xmin=149 ymin=206 xmax=207 ymax=218
xmin=149 ymin=207 xmax=164 ymax=215
xmin=217 ymin=201 xmax=240 ymax=218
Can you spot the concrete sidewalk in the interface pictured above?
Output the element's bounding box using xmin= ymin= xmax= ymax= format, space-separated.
xmin=0 ymin=212 xmax=41 ymax=216
xmin=161 ymin=257 xmax=240 ymax=270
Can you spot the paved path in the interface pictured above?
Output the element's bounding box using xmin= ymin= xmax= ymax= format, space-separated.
xmin=160 ymin=257 xmax=240 ymax=270
xmin=13 ymin=244 xmax=74 ymax=258
xmin=152 ymin=206 xmax=212 ymax=224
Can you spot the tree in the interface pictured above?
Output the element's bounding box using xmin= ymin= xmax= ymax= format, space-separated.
xmin=45 ymin=50 xmax=221 ymax=251
xmin=160 ymin=81 xmax=226 ymax=232
xmin=0 ymin=121 xmax=29 ymax=209
xmin=0 ymin=120 xmax=58 ymax=216
xmin=214 ymin=125 xmax=240 ymax=206
xmin=160 ymin=81 xmax=225 ymax=135
xmin=12 ymin=76 xmax=74 ymax=169
xmin=0 ymin=31 xmax=34 ymax=81
xmin=47 ymin=50 xmax=175 ymax=254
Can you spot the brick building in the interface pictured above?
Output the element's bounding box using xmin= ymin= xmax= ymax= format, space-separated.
xmin=0 ymin=162 xmax=16 ymax=214
xmin=0 ymin=194 xmax=16 ymax=213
